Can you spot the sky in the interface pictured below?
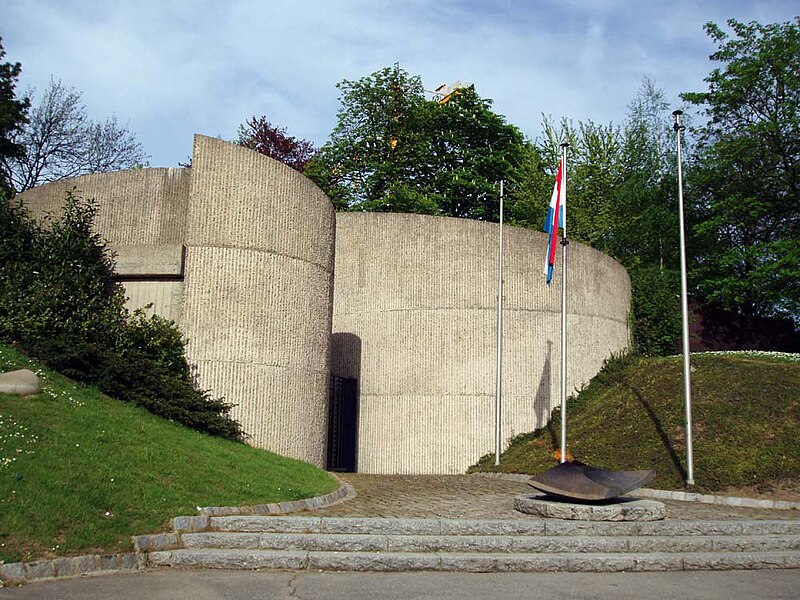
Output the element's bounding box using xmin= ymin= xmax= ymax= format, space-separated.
xmin=3 ymin=0 xmax=798 ymax=168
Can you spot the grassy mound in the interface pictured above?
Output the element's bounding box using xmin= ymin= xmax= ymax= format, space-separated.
xmin=0 ymin=344 xmax=338 ymax=564
xmin=470 ymin=352 xmax=800 ymax=494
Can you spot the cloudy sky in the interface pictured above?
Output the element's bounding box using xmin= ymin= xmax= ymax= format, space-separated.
xmin=3 ymin=1 xmax=798 ymax=167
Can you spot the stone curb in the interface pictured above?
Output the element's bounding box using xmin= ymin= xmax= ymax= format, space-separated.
xmin=151 ymin=480 xmax=356 ymax=542
xmin=0 ymin=478 xmax=355 ymax=586
xmin=635 ymin=488 xmax=800 ymax=511
xmin=0 ymin=553 xmax=138 ymax=587
xmin=473 ymin=472 xmax=800 ymax=511
xmin=195 ymin=480 xmax=356 ymax=518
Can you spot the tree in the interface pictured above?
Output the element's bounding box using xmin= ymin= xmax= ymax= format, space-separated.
xmin=1 ymin=79 xmax=148 ymax=192
xmin=305 ymin=64 xmax=531 ymax=219
xmin=237 ymin=116 xmax=316 ymax=172
xmin=413 ymin=86 xmax=530 ymax=221
xmin=531 ymin=79 xmax=687 ymax=355
xmin=305 ymin=64 xmax=431 ymax=212
xmin=0 ymin=38 xmax=29 ymax=193
xmin=682 ymin=18 xmax=800 ymax=319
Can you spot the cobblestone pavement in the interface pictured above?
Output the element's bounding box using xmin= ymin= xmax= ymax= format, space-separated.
xmin=314 ymin=474 xmax=800 ymax=521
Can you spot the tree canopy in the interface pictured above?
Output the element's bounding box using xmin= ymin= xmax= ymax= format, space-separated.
xmin=0 ymin=38 xmax=29 ymax=193
xmin=682 ymin=18 xmax=800 ymax=320
xmin=1 ymin=79 xmax=148 ymax=192
xmin=237 ymin=116 xmax=316 ymax=172
xmin=305 ymin=64 xmax=534 ymax=219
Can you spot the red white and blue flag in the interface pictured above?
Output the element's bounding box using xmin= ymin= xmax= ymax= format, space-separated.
xmin=543 ymin=159 xmax=565 ymax=285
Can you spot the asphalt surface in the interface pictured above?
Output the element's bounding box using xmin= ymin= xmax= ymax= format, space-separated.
xmin=2 ymin=569 xmax=800 ymax=599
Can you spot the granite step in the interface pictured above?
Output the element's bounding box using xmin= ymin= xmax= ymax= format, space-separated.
xmin=198 ymin=516 xmax=800 ymax=538
xmin=180 ymin=531 xmax=800 ymax=554
xmin=146 ymin=547 xmax=800 ymax=573
xmin=136 ymin=515 xmax=800 ymax=572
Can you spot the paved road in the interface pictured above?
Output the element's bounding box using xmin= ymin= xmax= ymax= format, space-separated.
xmin=2 ymin=569 xmax=800 ymax=599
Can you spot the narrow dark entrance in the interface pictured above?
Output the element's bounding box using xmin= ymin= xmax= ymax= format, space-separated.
xmin=327 ymin=375 xmax=358 ymax=472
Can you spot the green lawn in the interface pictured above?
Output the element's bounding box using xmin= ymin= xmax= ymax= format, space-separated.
xmin=0 ymin=344 xmax=338 ymax=564
xmin=470 ymin=352 xmax=800 ymax=493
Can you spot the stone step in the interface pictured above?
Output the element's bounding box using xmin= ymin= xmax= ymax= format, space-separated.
xmin=147 ymin=548 xmax=800 ymax=573
xmin=181 ymin=531 xmax=800 ymax=554
xmin=201 ymin=516 xmax=800 ymax=538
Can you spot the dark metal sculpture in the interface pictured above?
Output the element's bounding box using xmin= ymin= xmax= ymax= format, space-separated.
xmin=528 ymin=460 xmax=656 ymax=502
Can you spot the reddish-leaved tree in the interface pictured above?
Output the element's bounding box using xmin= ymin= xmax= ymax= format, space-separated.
xmin=237 ymin=116 xmax=316 ymax=172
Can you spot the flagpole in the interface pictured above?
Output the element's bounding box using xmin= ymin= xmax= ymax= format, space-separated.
xmin=559 ymin=142 xmax=569 ymax=464
xmin=673 ymin=110 xmax=695 ymax=486
xmin=494 ymin=180 xmax=504 ymax=466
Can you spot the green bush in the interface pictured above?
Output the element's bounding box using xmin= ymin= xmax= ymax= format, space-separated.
xmin=630 ymin=266 xmax=682 ymax=356
xmin=0 ymin=190 xmax=243 ymax=441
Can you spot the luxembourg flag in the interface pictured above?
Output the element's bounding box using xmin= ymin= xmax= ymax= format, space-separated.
xmin=543 ymin=160 xmax=565 ymax=285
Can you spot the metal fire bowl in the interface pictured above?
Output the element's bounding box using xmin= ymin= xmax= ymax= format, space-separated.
xmin=528 ymin=460 xmax=656 ymax=503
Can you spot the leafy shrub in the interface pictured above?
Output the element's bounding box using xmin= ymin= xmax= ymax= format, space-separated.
xmin=629 ymin=266 xmax=682 ymax=356
xmin=0 ymin=190 xmax=243 ymax=441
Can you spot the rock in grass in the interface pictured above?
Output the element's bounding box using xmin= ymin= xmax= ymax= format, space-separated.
xmin=0 ymin=369 xmax=41 ymax=396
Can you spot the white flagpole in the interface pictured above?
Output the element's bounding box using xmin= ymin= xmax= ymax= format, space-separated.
xmin=559 ymin=143 xmax=569 ymax=464
xmin=673 ymin=110 xmax=695 ymax=486
xmin=494 ymin=180 xmax=504 ymax=466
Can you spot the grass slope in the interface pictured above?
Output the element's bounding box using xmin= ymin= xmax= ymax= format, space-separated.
xmin=470 ymin=353 xmax=800 ymax=494
xmin=0 ymin=344 xmax=338 ymax=564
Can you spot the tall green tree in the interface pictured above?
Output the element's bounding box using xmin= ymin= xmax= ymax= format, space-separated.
xmin=0 ymin=38 xmax=29 ymax=193
xmin=305 ymin=64 xmax=532 ymax=219
xmin=682 ymin=18 xmax=800 ymax=319
xmin=533 ymin=79 xmax=687 ymax=355
xmin=305 ymin=64 xmax=431 ymax=212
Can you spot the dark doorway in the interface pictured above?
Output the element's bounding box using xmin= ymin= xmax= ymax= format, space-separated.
xmin=327 ymin=375 xmax=359 ymax=472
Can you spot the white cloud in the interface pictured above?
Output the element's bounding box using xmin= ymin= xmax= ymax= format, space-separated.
xmin=3 ymin=0 xmax=797 ymax=167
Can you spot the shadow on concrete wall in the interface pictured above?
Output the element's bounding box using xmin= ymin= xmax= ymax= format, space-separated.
xmin=328 ymin=333 xmax=361 ymax=471
xmin=534 ymin=341 xmax=557 ymax=452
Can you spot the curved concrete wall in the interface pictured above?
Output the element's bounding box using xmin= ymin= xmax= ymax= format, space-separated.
xmin=182 ymin=135 xmax=335 ymax=466
xmin=18 ymin=168 xmax=190 ymax=320
xmin=18 ymin=140 xmax=336 ymax=467
xmin=331 ymin=213 xmax=630 ymax=474
xmin=18 ymin=141 xmax=630 ymax=474
xmin=17 ymin=168 xmax=190 ymax=246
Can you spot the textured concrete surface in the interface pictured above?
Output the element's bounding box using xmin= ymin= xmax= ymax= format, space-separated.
xmin=332 ymin=213 xmax=631 ymax=474
xmin=181 ymin=135 xmax=335 ymax=465
xmin=514 ymin=494 xmax=667 ymax=521
xmin=113 ymin=244 xmax=184 ymax=276
xmin=17 ymin=168 xmax=191 ymax=246
xmin=18 ymin=168 xmax=191 ymax=321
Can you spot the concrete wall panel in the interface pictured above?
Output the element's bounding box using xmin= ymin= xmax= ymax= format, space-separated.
xmin=182 ymin=135 xmax=334 ymax=466
xmin=122 ymin=281 xmax=184 ymax=321
xmin=18 ymin=168 xmax=190 ymax=246
xmin=332 ymin=212 xmax=630 ymax=474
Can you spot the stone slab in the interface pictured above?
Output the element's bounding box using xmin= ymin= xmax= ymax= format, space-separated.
xmin=515 ymin=494 xmax=666 ymax=521
xmin=0 ymin=369 xmax=41 ymax=396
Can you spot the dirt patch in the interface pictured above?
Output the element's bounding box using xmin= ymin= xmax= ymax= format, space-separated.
xmin=719 ymin=479 xmax=800 ymax=503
